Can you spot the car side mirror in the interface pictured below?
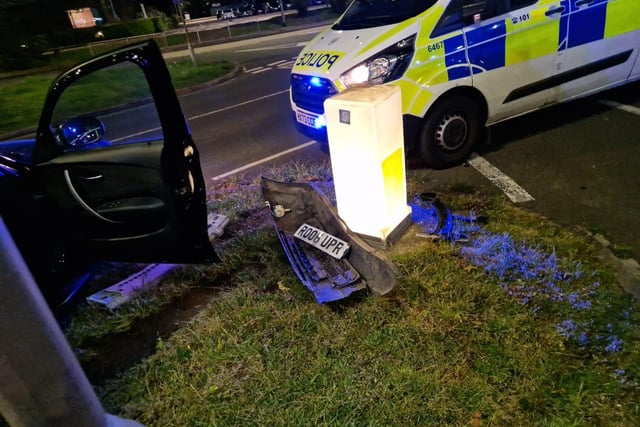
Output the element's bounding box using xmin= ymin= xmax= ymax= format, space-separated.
xmin=55 ymin=116 xmax=105 ymax=148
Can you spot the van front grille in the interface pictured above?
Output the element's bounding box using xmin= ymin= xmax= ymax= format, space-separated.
xmin=290 ymin=74 xmax=338 ymax=114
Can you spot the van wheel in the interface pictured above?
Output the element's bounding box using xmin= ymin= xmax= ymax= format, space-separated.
xmin=418 ymin=95 xmax=482 ymax=169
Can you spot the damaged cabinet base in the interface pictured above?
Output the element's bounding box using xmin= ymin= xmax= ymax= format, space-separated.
xmin=261 ymin=177 xmax=398 ymax=304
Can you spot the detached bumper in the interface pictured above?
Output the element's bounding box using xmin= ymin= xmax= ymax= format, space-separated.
xmin=261 ymin=177 xmax=398 ymax=303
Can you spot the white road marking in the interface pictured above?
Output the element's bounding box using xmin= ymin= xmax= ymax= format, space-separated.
xmin=212 ymin=141 xmax=318 ymax=180
xmin=112 ymin=127 xmax=159 ymax=142
xmin=188 ymin=89 xmax=289 ymax=120
xmin=236 ymin=42 xmax=308 ymax=53
xmin=599 ymin=100 xmax=640 ymax=116
xmin=114 ymin=90 xmax=289 ymax=140
xmin=468 ymin=154 xmax=535 ymax=203
xmin=245 ymin=59 xmax=295 ymax=73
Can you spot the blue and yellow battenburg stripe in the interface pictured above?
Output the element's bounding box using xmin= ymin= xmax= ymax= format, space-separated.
xmin=432 ymin=0 xmax=639 ymax=82
xmin=559 ymin=0 xmax=608 ymax=49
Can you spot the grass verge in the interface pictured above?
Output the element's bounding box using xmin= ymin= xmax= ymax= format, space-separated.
xmin=0 ymin=59 xmax=235 ymax=135
xmin=0 ymin=8 xmax=337 ymax=136
xmin=62 ymin=160 xmax=640 ymax=426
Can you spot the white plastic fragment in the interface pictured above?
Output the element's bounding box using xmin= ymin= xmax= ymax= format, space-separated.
xmin=87 ymin=213 xmax=229 ymax=309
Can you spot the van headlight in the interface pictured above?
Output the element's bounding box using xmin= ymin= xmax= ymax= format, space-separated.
xmin=340 ymin=35 xmax=415 ymax=88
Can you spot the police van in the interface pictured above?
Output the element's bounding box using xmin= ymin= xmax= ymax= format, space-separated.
xmin=290 ymin=0 xmax=640 ymax=169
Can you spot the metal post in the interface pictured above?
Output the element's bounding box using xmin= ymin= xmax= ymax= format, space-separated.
xmin=280 ymin=0 xmax=286 ymax=26
xmin=0 ymin=216 xmax=144 ymax=427
xmin=177 ymin=1 xmax=197 ymax=66
xmin=108 ymin=0 xmax=120 ymax=21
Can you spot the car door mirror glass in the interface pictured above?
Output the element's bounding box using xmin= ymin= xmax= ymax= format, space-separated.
xmin=55 ymin=116 xmax=105 ymax=147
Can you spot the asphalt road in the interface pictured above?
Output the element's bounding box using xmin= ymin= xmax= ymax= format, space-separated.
xmin=410 ymin=83 xmax=640 ymax=263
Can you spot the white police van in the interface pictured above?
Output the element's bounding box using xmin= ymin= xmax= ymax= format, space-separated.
xmin=290 ymin=0 xmax=640 ymax=168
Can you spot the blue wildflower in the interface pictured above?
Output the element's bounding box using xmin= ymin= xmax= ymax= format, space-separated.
xmin=578 ymin=332 xmax=588 ymax=347
xmin=557 ymin=319 xmax=577 ymax=339
xmin=605 ymin=336 xmax=623 ymax=353
xmin=568 ymin=292 xmax=591 ymax=310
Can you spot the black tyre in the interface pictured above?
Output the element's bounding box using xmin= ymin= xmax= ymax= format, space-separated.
xmin=418 ymin=94 xmax=483 ymax=169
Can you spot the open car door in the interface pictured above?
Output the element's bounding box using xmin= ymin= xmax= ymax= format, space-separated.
xmin=27 ymin=40 xmax=219 ymax=273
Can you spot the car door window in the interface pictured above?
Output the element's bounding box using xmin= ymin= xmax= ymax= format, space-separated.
xmin=510 ymin=0 xmax=537 ymax=11
xmin=433 ymin=0 xmax=538 ymax=37
xmin=51 ymin=61 xmax=163 ymax=151
xmin=484 ymin=0 xmax=538 ymax=18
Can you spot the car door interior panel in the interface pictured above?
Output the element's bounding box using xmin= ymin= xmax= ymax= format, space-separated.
xmin=0 ymin=40 xmax=219 ymax=307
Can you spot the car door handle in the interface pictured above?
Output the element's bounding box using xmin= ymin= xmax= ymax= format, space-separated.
xmin=80 ymin=174 xmax=103 ymax=182
xmin=64 ymin=169 xmax=122 ymax=224
xmin=73 ymin=169 xmax=103 ymax=182
xmin=545 ymin=5 xmax=565 ymax=16
xmin=575 ymin=0 xmax=593 ymax=7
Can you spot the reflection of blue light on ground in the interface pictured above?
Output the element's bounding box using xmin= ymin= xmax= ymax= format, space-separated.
xmin=411 ymin=195 xmax=633 ymax=359
xmin=460 ymin=230 xmax=628 ymax=355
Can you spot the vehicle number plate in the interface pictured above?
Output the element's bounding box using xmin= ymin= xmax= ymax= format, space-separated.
xmin=295 ymin=110 xmax=317 ymax=128
xmin=293 ymin=223 xmax=350 ymax=259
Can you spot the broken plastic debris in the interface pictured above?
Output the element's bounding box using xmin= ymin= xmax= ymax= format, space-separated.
xmin=208 ymin=213 xmax=229 ymax=238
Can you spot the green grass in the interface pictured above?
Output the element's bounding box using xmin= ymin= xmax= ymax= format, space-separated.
xmin=0 ymin=59 xmax=234 ymax=135
xmin=60 ymin=161 xmax=640 ymax=426
xmin=0 ymin=7 xmax=337 ymax=136
xmin=0 ymin=75 xmax=52 ymax=134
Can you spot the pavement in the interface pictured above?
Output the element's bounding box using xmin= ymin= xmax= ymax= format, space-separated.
xmin=593 ymin=234 xmax=640 ymax=302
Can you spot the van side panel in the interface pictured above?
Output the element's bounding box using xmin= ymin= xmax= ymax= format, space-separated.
xmin=550 ymin=0 xmax=640 ymax=101
xmin=604 ymin=0 xmax=640 ymax=39
xmin=605 ymin=0 xmax=640 ymax=79
xmin=467 ymin=2 xmax=561 ymax=123
xmin=505 ymin=7 xmax=559 ymax=66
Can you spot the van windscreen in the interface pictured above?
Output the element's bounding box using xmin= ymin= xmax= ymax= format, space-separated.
xmin=333 ymin=0 xmax=438 ymax=30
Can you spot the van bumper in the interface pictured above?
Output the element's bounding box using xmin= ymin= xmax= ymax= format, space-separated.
xmin=292 ymin=112 xmax=328 ymax=143
xmin=291 ymin=111 xmax=422 ymax=149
